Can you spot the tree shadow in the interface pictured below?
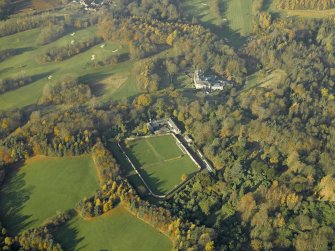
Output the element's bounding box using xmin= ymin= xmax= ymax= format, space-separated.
xmin=53 ymin=216 xmax=86 ymax=251
xmin=0 ymin=47 xmax=35 ymax=63
xmin=187 ymin=0 xmax=249 ymax=48
xmin=0 ymin=163 xmax=37 ymax=235
xmin=138 ymin=170 xmax=167 ymax=196
xmin=262 ymin=0 xmax=273 ymax=11
xmin=15 ymin=46 xmax=36 ymax=55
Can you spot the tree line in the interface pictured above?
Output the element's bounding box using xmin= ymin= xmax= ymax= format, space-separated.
xmin=0 ymin=76 xmax=33 ymax=94
xmin=275 ymin=0 xmax=335 ymax=10
xmin=36 ymin=37 xmax=100 ymax=63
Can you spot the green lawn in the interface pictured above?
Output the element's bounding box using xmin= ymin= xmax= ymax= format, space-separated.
xmin=225 ymin=0 xmax=253 ymax=36
xmin=181 ymin=0 xmax=253 ymax=47
xmin=126 ymin=135 xmax=184 ymax=166
xmin=124 ymin=135 xmax=199 ymax=195
xmin=54 ymin=207 xmax=172 ymax=251
xmin=0 ymin=155 xmax=99 ymax=235
xmin=0 ymin=26 xmax=140 ymax=110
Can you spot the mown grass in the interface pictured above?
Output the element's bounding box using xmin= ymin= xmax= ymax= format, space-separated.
xmin=181 ymin=0 xmax=253 ymax=47
xmin=225 ymin=0 xmax=253 ymax=36
xmin=0 ymin=25 xmax=140 ymax=110
xmin=124 ymin=135 xmax=199 ymax=195
xmin=0 ymin=155 xmax=99 ymax=235
xmin=54 ymin=207 xmax=172 ymax=251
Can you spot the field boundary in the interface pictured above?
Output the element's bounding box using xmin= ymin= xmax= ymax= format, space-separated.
xmin=117 ymin=143 xmax=166 ymax=199
xmin=170 ymin=133 xmax=201 ymax=170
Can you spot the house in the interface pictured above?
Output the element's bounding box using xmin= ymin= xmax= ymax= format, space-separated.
xmin=194 ymin=69 xmax=228 ymax=91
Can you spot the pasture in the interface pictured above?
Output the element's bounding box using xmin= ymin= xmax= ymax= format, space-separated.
xmin=124 ymin=135 xmax=199 ymax=196
xmin=54 ymin=207 xmax=172 ymax=251
xmin=0 ymin=155 xmax=99 ymax=235
xmin=0 ymin=25 xmax=140 ymax=111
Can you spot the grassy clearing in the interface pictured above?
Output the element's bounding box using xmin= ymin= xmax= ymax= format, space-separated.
xmin=54 ymin=207 xmax=172 ymax=251
xmin=0 ymin=25 xmax=140 ymax=110
xmin=124 ymin=135 xmax=199 ymax=195
xmin=181 ymin=0 xmax=253 ymax=47
xmin=241 ymin=69 xmax=287 ymax=94
xmin=0 ymin=155 xmax=99 ymax=235
xmin=225 ymin=0 xmax=253 ymax=36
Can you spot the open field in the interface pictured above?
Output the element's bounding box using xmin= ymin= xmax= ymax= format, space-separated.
xmin=124 ymin=135 xmax=199 ymax=195
xmin=225 ymin=0 xmax=253 ymax=36
xmin=181 ymin=0 xmax=253 ymax=47
xmin=0 ymin=25 xmax=140 ymax=111
xmin=0 ymin=155 xmax=99 ymax=235
xmin=54 ymin=207 xmax=172 ymax=251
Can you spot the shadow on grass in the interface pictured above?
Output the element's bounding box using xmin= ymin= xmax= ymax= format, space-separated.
xmin=187 ymin=0 xmax=249 ymax=48
xmin=137 ymin=169 xmax=167 ymax=196
xmin=53 ymin=217 xmax=86 ymax=251
xmin=0 ymin=163 xmax=37 ymax=235
xmin=16 ymin=47 xmax=36 ymax=55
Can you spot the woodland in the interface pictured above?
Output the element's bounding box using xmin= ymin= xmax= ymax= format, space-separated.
xmin=0 ymin=0 xmax=335 ymax=250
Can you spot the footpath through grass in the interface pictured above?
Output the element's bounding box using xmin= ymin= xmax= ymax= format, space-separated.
xmin=0 ymin=155 xmax=99 ymax=235
xmin=124 ymin=135 xmax=199 ymax=195
xmin=54 ymin=207 xmax=172 ymax=251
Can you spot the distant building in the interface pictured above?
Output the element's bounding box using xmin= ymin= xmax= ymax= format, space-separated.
xmin=194 ymin=69 xmax=228 ymax=91
xmin=147 ymin=118 xmax=181 ymax=135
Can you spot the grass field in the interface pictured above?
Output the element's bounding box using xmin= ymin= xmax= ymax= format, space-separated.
xmin=54 ymin=207 xmax=172 ymax=251
xmin=124 ymin=135 xmax=199 ymax=195
xmin=225 ymin=0 xmax=253 ymax=36
xmin=0 ymin=155 xmax=99 ymax=235
xmin=181 ymin=0 xmax=253 ymax=47
xmin=0 ymin=25 xmax=141 ymax=111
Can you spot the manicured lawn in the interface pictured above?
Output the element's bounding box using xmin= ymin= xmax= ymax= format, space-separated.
xmin=181 ymin=0 xmax=253 ymax=47
xmin=0 ymin=155 xmax=99 ymax=235
xmin=0 ymin=26 xmax=140 ymax=110
xmin=126 ymin=135 xmax=184 ymax=166
xmin=225 ymin=0 xmax=253 ymax=36
xmin=54 ymin=207 xmax=172 ymax=251
xmin=124 ymin=135 xmax=199 ymax=195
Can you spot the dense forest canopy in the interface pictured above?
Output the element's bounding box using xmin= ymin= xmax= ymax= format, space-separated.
xmin=0 ymin=0 xmax=335 ymax=250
